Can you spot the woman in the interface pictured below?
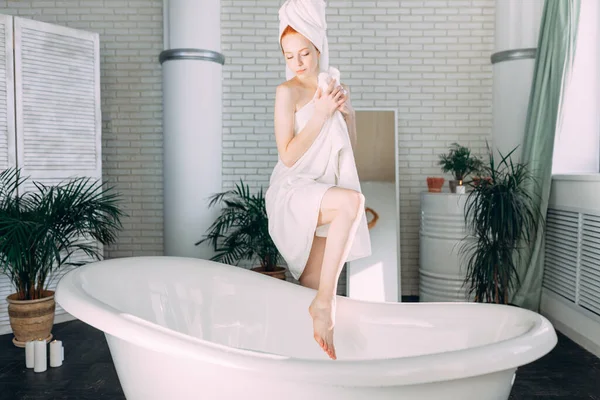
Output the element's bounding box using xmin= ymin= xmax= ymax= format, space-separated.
xmin=265 ymin=21 xmax=371 ymax=361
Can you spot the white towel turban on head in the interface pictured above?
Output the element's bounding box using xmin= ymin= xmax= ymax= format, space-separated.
xmin=278 ymin=0 xmax=329 ymax=81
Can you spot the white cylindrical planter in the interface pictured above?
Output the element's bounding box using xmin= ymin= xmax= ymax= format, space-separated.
xmin=419 ymin=192 xmax=472 ymax=302
xmin=491 ymin=0 xmax=543 ymax=162
xmin=161 ymin=0 xmax=223 ymax=259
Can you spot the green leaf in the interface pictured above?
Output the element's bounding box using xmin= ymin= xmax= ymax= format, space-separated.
xmin=459 ymin=143 xmax=544 ymax=304
xmin=196 ymin=179 xmax=282 ymax=272
xmin=438 ymin=143 xmax=484 ymax=181
xmin=0 ymin=168 xmax=126 ymax=300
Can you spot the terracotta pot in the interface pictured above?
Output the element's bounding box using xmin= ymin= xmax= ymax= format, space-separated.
xmin=7 ymin=290 xmax=55 ymax=347
xmin=251 ymin=266 xmax=287 ymax=280
xmin=426 ymin=177 xmax=445 ymax=193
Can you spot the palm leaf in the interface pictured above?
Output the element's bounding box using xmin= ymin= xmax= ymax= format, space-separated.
xmin=196 ymin=179 xmax=282 ymax=271
xmin=0 ymin=168 xmax=126 ymax=300
xmin=460 ymin=143 xmax=543 ymax=304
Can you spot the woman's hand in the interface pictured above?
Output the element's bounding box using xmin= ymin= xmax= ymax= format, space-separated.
xmin=314 ymin=79 xmax=346 ymax=119
xmin=337 ymin=84 xmax=354 ymax=120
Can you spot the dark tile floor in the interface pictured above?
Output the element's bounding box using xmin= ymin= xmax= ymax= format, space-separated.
xmin=0 ymin=320 xmax=124 ymax=400
xmin=1 ymin=318 xmax=599 ymax=399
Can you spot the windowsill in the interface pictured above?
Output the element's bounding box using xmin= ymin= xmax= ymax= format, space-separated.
xmin=552 ymin=173 xmax=600 ymax=182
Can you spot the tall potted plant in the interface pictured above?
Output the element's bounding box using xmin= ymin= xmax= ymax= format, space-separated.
xmin=459 ymin=146 xmax=544 ymax=304
xmin=0 ymin=168 xmax=125 ymax=346
xmin=196 ymin=180 xmax=286 ymax=280
xmin=438 ymin=143 xmax=484 ymax=193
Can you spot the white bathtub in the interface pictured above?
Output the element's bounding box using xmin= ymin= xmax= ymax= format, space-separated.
xmin=56 ymin=256 xmax=557 ymax=400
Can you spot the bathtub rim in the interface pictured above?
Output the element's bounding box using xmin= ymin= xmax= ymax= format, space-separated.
xmin=55 ymin=256 xmax=557 ymax=388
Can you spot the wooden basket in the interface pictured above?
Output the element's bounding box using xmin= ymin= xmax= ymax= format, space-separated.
xmin=365 ymin=207 xmax=379 ymax=229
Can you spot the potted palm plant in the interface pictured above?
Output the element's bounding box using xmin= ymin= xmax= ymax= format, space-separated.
xmin=458 ymin=145 xmax=544 ymax=304
xmin=438 ymin=143 xmax=484 ymax=193
xmin=0 ymin=168 xmax=125 ymax=346
xmin=196 ymin=180 xmax=286 ymax=279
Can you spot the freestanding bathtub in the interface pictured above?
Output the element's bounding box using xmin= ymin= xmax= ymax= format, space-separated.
xmin=56 ymin=256 xmax=557 ymax=400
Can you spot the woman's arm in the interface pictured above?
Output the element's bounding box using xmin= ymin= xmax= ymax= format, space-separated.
xmin=273 ymin=84 xmax=328 ymax=168
xmin=273 ymin=81 xmax=341 ymax=168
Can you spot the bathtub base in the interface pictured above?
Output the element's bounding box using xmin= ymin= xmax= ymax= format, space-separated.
xmin=106 ymin=334 xmax=517 ymax=400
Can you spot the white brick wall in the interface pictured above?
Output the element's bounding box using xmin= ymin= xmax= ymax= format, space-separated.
xmin=0 ymin=0 xmax=165 ymax=259
xmin=0 ymin=0 xmax=495 ymax=297
xmin=222 ymin=0 xmax=496 ymax=296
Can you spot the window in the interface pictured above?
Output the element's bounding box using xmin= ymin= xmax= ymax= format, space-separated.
xmin=552 ymin=0 xmax=600 ymax=175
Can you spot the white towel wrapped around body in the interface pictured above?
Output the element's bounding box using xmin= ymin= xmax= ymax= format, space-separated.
xmin=265 ymin=67 xmax=372 ymax=280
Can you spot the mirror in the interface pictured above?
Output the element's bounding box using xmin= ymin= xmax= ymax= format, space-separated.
xmin=344 ymin=109 xmax=401 ymax=302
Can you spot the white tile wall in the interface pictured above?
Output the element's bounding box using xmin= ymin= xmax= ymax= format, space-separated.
xmin=221 ymin=0 xmax=495 ymax=295
xmin=0 ymin=0 xmax=165 ymax=259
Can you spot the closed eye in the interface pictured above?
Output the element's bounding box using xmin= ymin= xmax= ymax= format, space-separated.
xmin=286 ymin=53 xmax=310 ymax=60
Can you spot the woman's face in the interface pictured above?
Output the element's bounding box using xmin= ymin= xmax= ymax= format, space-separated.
xmin=281 ymin=33 xmax=320 ymax=78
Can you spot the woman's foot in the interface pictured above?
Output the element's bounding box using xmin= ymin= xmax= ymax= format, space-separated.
xmin=308 ymin=295 xmax=337 ymax=360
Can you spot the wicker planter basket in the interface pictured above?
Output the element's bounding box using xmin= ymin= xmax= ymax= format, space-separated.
xmin=7 ymin=290 xmax=55 ymax=347
xmin=366 ymin=207 xmax=379 ymax=229
xmin=252 ymin=266 xmax=287 ymax=280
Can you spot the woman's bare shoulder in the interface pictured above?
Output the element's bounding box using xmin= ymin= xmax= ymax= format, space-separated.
xmin=275 ymin=82 xmax=294 ymax=110
xmin=275 ymin=80 xmax=302 ymax=110
xmin=276 ymin=80 xmax=301 ymax=96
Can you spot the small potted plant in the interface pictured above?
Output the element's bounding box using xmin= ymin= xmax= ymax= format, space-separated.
xmin=0 ymin=168 xmax=125 ymax=347
xmin=196 ymin=180 xmax=286 ymax=280
xmin=459 ymin=145 xmax=544 ymax=304
xmin=438 ymin=143 xmax=483 ymax=193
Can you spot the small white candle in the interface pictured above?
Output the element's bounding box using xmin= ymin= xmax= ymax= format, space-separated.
xmin=33 ymin=339 xmax=47 ymax=373
xmin=456 ymin=185 xmax=466 ymax=194
xmin=50 ymin=340 xmax=63 ymax=367
xmin=25 ymin=341 xmax=35 ymax=368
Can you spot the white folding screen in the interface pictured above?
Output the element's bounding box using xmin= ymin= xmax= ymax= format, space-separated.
xmin=14 ymin=16 xmax=101 ymax=186
xmin=0 ymin=15 xmax=101 ymax=335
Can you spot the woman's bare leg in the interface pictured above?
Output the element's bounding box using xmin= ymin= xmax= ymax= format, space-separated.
xmin=303 ymin=187 xmax=364 ymax=360
xmin=299 ymin=235 xmax=326 ymax=290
